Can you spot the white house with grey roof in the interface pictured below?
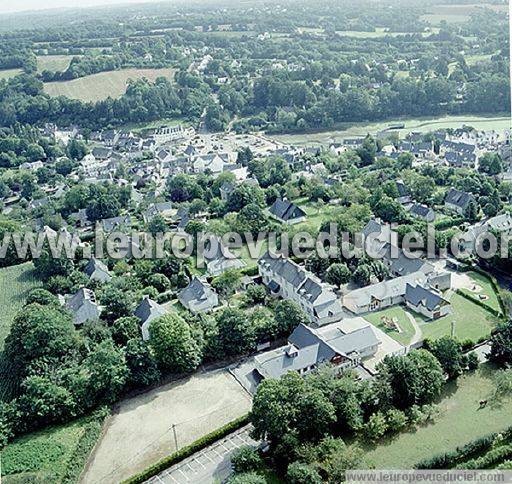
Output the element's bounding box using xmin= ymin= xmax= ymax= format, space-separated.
xmin=134 ymin=296 xmax=168 ymax=341
xmin=203 ymin=236 xmax=246 ymax=276
xmin=143 ymin=202 xmax=174 ymax=223
xmin=268 ymin=198 xmax=306 ymax=225
xmin=253 ymin=322 xmax=380 ymax=381
xmin=404 ymin=284 xmax=451 ymax=319
xmin=83 ymin=258 xmax=112 ymax=283
xmin=65 ymin=288 xmax=101 ymax=325
xmin=178 ymin=277 xmax=219 ymax=314
xmin=444 ymin=188 xmax=476 ymax=215
xmin=460 ymin=213 xmax=512 ymax=253
xmin=258 ymin=252 xmax=344 ymax=326
xmin=409 ymin=203 xmax=435 ymax=222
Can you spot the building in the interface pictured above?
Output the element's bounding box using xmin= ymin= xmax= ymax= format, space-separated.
xmin=444 ymin=188 xmax=476 ymax=215
xmin=143 ymin=202 xmax=174 ymax=223
xmin=253 ymin=322 xmax=380 ymax=381
xmin=65 ymin=288 xmax=101 ymax=325
xmin=343 ymin=271 xmax=428 ymax=314
xmin=258 ymin=252 xmax=344 ymax=326
xmin=409 ymin=203 xmax=435 ymax=222
xmin=203 ymin=236 xmax=246 ymax=276
xmin=268 ymin=198 xmax=306 ymax=225
xmin=404 ymin=284 xmax=451 ymax=319
xmin=461 ymin=213 xmax=512 ymax=253
xmin=178 ymin=277 xmax=219 ymax=313
xmin=84 ymin=258 xmax=112 ymax=283
xmin=134 ymin=296 xmax=167 ymax=341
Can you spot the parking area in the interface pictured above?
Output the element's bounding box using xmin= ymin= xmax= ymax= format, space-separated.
xmin=147 ymin=425 xmax=259 ymax=484
xmin=81 ymin=369 xmax=252 ymax=484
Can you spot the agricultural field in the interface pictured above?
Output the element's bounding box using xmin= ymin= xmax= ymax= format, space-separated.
xmin=0 ymin=68 xmax=22 ymax=80
xmin=43 ymin=67 xmax=176 ymax=102
xmin=1 ymin=410 xmax=107 ymax=484
xmin=364 ymin=365 xmax=512 ymax=469
xmin=270 ymin=114 xmax=512 ymax=146
xmin=36 ymin=55 xmax=74 ymax=73
xmin=0 ymin=263 xmax=40 ymax=349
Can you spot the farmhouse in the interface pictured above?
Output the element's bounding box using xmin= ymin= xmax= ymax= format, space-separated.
xmin=258 ymin=251 xmax=344 ymax=326
xmin=65 ymin=288 xmax=101 ymax=325
xmin=268 ymin=198 xmax=306 ymax=224
xmin=178 ymin=277 xmax=219 ymax=314
xmin=253 ymin=322 xmax=380 ymax=381
xmin=134 ymin=296 xmax=167 ymax=341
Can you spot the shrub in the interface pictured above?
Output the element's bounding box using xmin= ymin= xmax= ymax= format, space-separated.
xmin=385 ymin=409 xmax=408 ymax=434
xmin=362 ymin=412 xmax=388 ymax=441
xmin=231 ymin=446 xmax=263 ymax=473
xmin=286 ymin=462 xmax=323 ymax=484
xmin=228 ymin=472 xmax=267 ymax=484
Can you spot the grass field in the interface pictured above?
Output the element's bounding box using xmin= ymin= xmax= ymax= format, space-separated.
xmin=459 ymin=271 xmax=501 ymax=313
xmin=43 ymin=67 xmax=176 ymax=102
xmin=2 ymin=411 xmax=107 ymax=483
xmin=416 ymin=293 xmax=499 ymax=342
xmin=335 ymin=27 xmax=440 ymax=39
xmin=36 ymin=55 xmax=74 ymax=73
xmin=364 ymin=365 xmax=512 ymax=469
xmin=0 ymin=68 xmax=22 ymax=80
xmin=0 ymin=263 xmax=40 ymax=349
xmin=363 ymin=307 xmax=416 ymax=346
xmin=270 ymin=114 xmax=511 ymax=146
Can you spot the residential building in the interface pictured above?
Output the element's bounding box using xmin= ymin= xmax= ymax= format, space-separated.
xmin=84 ymin=258 xmax=112 ymax=283
xmin=178 ymin=277 xmax=219 ymax=313
xmin=65 ymin=288 xmax=101 ymax=325
xmin=203 ymin=236 xmax=246 ymax=276
xmin=444 ymin=188 xmax=476 ymax=215
xmin=409 ymin=203 xmax=435 ymax=222
xmin=404 ymin=284 xmax=451 ymax=319
xmin=134 ymin=296 xmax=167 ymax=341
xmin=268 ymin=198 xmax=306 ymax=225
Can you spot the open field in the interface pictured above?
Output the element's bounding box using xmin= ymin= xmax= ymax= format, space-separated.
xmin=363 ymin=307 xmax=417 ymax=346
xmin=36 ymin=55 xmax=74 ymax=73
xmin=416 ymin=293 xmax=500 ymax=342
xmin=0 ymin=68 xmax=22 ymax=80
xmin=364 ymin=365 xmax=512 ymax=468
xmin=82 ymin=369 xmax=252 ymax=483
xmin=43 ymin=67 xmax=176 ymax=102
xmin=270 ymin=114 xmax=512 ymax=146
xmin=2 ymin=411 xmax=106 ymax=484
xmin=0 ymin=263 xmax=40 ymax=349
xmin=335 ymin=27 xmax=440 ymax=39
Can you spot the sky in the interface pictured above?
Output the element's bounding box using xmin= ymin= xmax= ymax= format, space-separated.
xmin=0 ymin=0 xmax=164 ymax=15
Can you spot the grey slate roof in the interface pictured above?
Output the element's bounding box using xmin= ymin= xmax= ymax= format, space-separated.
xmin=445 ymin=188 xmax=475 ymax=210
xmin=409 ymin=203 xmax=433 ymax=219
xmin=65 ymin=288 xmax=100 ymax=325
xmin=84 ymin=258 xmax=112 ymax=283
xmin=269 ymin=199 xmax=306 ymax=222
xmin=134 ymin=296 xmax=167 ymax=324
xmin=405 ymin=283 xmax=447 ymax=311
xmin=179 ymin=277 xmax=217 ymax=305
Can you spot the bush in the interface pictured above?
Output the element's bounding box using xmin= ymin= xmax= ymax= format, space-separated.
xmin=286 ymin=462 xmax=323 ymax=484
xmin=466 ymin=352 xmax=480 ymax=371
xmin=362 ymin=412 xmax=388 ymax=441
xmin=228 ymin=472 xmax=267 ymax=484
xmin=385 ymin=409 xmax=408 ymax=433
xmin=231 ymin=446 xmax=263 ymax=473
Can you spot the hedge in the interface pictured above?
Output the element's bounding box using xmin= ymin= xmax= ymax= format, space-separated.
xmin=462 ymin=443 xmax=512 ymax=469
xmin=123 ymin=414 xmax=251 ymax=483
xmin=62 ymin=407 xmax=110 ymax=483
xmin=434 ymin=217 xmax=464 ymax=231
xmin=455 ymin=289 xmax=503 ymax=318
xmin=416 ymin=426 xmax=512 ymax=469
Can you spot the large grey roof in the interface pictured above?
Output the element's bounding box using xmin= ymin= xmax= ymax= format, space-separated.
xmin=445 ymin=188 xmax=475 ymax=209
xmin=134 ymin=296 xmax=167 ymax=324
xmin=269 ymin=199 xmax=306 ymax=222
xmin=405 ymin=283 xmax=448 ymax=311
xmin=179 ymin=277 xmax=216 ymax=304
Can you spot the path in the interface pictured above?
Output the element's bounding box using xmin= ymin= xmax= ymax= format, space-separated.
xmin=146 ymin=425 xmax=260 ymax=484
xmin=405 ymin=311 xmax=422 ymax=346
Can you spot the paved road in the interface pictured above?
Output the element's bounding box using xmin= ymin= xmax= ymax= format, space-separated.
xmin=405 ymin=311 xmax=422 ymax=346
xmin=146 ymin=425 xmax=259 ymax=484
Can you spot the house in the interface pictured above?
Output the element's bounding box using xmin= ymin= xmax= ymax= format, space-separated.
xmin=409 ymin=203 xmax=435 ymax=222
xmin=178 ymin=277 xmax=219 ymax=313
xmin=192 ymin=154 xmax=226 ymax=175
xmin=134 ymin=296 xmax=167 ymax=341
xmin=404 ymin=284 xmax=451 ymax=319
xmin=343 ymin=271 xmax=428 ymax=314
xmin=253 ymin=322 xmax=380 ymax=381
xmin=203 ymin=236 xmax=245 ymax=276
xmin=20 ymin=160 xmax=44 ymax=171
xmin=65 ymin=288 xmax=101 ymax=325
xmin=461 ymin=213 xmax=512 ymax=253
xmin=445 ymin=151 xmax=476 ymax=168
xmin=268 ymin=199 xmax=306 ymax=225
xmin=84 ymin=258 xmax=112 ymax=283
xmin=444 ymin=188 xmax=476 ymax=215
xmin=380 ymin=243 xmax=435 ymax=277
xmin=99 ymin=215 xmax=131 ymax=233
xmin=91 ymin=147 xmax=112 ymax=161
xmin=69 ymin=209 xmax=91 ymax=228
xmin=219 ymin=181 xmax=235 ymax=202
xmin=143 ymin=202 xmax=174 ymax=223
xmin=396 ymin=180 xmax=413 ymax=206
xmin=258 ymin=252 xmax=344 ymax=326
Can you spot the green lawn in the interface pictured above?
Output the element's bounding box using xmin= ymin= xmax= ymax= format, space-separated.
xmin=0 ymin=69 xmax=22 ymax=80
xmin=294 ymin=198 xmax=346 ymax=231
xmin=36 ymin=55 xmax=74 ymax=73
xmin=364 ymin=365 xmax=512 ymax=469
xmin=0 ymin=263 xmax=40 ymax=349
xmin=415 ymin=293 xmax=499 ymax=342
xmin=363 ymin=307 xmax=416 ymax=346
xmin=1 ymin=411 xmax=107 ymax=483
xmin=459 ymin=271 xmax=501 ymax=314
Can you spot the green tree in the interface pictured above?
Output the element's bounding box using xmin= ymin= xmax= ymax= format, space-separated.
xmin=325 ymin=263 xmax=351 ymax=287
xmin=149 ymin=314 xmax=202 ymax=373
xmin=286 ymin=462 xmax=323 ymax=484
xmin=274 ymin=300 xmax=308 ymax=335
xmin=216 ymin=308 xmax=255 ymax=356
xmin=489 ymin=321 xmax=512 ymax=368
xmin=427 ymin=337 xmax=463 ymax=379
